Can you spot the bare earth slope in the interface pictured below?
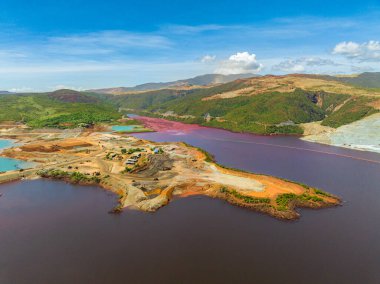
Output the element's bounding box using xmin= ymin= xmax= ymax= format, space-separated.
xmin=203 ymin=74 xmax=380 ymax=100
xmin=302 ymin=113 xmax=380 ymax=153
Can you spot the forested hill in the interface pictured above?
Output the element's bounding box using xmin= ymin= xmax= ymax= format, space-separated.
xmin=0 ymin=89 xmax=120 ymax=128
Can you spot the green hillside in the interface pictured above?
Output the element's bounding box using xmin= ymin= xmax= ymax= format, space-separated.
xmin=0 ymin=90 xmax=120 ymax=128
xmin=115 ymin=86 xmax=360 ymax=134
xmin=321 ymin=96 xmax=378 ymax=128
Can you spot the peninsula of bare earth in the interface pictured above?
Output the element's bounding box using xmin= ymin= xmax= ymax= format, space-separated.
xmin=0 ymin=124 xmax=340 ymax=220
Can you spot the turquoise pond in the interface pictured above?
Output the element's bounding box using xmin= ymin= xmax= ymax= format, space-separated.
xmin=0 ymin=139 xmax=31 ymax=172
xmin=111 ymin=125 xmax=140 ymax=132
xmin=0 ymin=139 xmax=14 ymax=149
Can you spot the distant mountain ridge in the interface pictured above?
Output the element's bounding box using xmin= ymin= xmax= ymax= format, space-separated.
xmin=0 ymin=91 xmax=14 ymax=95
xmin=90 ymin=73 xmax=256 ymax=94
xmin=332 ymin=72 xmax=380 ymax=89
xmin=301 ymin=72 xmax=380 ymax=89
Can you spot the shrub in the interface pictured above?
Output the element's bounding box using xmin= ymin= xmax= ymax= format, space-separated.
xmin=221 ymin=187 xmax=270 ymax=204
xmin=37 ymin=169 xmax=101 ymax=184
xmin=315 ymin=189 xmax=332 ymax=197
xmin=276 ymin=192 xmax=324 ymax=211
xmin=127 ymin=148 xmax=143 ymax=154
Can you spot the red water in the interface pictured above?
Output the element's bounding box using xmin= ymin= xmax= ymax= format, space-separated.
xmin=137 ymin=116 xmax=203 ymax=134
xmin=1 ymin=116 xmax=380 ymax=283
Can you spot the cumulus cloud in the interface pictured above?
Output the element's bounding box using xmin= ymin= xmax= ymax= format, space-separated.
xmin=333 ymin=41 xmax=380 ymax=61
xmin=271 ymin=57 xmax=339 ymax=73
xmin=272 ymin=60 xmax=305 ymax=72
xmin=302 ymin=57 xmax=338 ymax=66
xmin=215 ymin=52 xmax=263 ymax=74
xmin=200 ymin=55 xmax=216 ymax=63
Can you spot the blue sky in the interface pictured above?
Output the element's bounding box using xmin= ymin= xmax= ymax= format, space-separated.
xmin=0 ymin=0 xmax=380 ymax=91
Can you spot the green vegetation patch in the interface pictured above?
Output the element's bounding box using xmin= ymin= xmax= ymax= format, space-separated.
xmin=182 ymin=142 xmax=215 ymax=162
xmin=29 ymin=111 xmax=120 ymax=128
xmin=275 ymin=192 xmax=324 ymax=211
xmin=220 ymin=187 xmax=271 ymax=204
xmin=0 ymin=93 xmax=120 ymax=128
xmin=322 ymin=96 xmax=378 ymax=128
xmin=37 ymin=169 xmax=101 ymax=184
xmin=314 ymin=189 xmax=333 ymax=197
xmin=127 ymin=148 xmax=144 ymax=154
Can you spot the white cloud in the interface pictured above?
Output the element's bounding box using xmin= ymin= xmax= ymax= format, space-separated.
xmin=333 ymin=41 xmax=380 ymax=61
xmin=200 ymin=55 xmax=216 ymax=63
xmin=215 ymin=52 xmax=263 ymax=75
xmin=272 ymin=60 xmax=305 ymax=72
xmin=333 ymin=42 xmax=361 ymax=57
xmin=302 ymin=57 xmax=338 ymax=66
xmin=272 ymin=57 xmax=339 ymax=73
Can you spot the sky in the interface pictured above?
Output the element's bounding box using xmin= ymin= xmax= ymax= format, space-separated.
xmin=0 ymin=0 xmax=380 ymax=91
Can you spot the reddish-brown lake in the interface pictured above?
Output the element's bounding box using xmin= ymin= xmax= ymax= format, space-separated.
xmin=1 ymin=116 xmax=380 ymax=283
